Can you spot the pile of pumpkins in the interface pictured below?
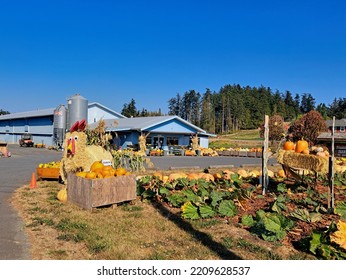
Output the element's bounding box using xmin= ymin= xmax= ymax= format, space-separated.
xmin=56 ymin=161 xmax=131 ymax=203
xmin=75 ymin=161 xmax=131 ymax=179
xmin=151 ymin=168 xmax=280 ymax=184
xmin=283 ymin=139 xmax=330 ymax=157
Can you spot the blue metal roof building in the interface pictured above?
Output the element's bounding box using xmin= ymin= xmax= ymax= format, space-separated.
xmin=0 ymin=102 xmax=125 ymax=146
xmin=89 ymin=116 xmax=214 ymax=150
xmin=0 ymin=98 xmax=213 ymax=149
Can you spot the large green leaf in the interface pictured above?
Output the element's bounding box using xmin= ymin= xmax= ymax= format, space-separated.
xmin=181 ymin=202 xmax=200 ymax=220
xmin=141 ymin=189 xmax=156 ymax=200
xmin=263 ymin=215 xmax=281 ymax=233
xmin=309 ymin=232 xmax=322 ymax=255
xmin=210 ymin=190 xmax=224 ymax=207
xmin=275 ymin=229 xmax=287 ymax=240
xmin=199 ymin=204 xmax=216 ymax=218
xmin=181 ymin=188 xmax=200 ymax=203
xmin=335 ymin=202 xmax=346 ymax=219
xmin=218 ymin=200 xmax=238 ymax=217
xmin=166 ymin=193 xmax=187 ymax=207
xmin=241 ymin=214 xmax=254 ymax=227
xmin=158 ymin=187 xmax=170 ymax=196
xmin=197 ymin=185 xmax=210 ymax=198
xmin=289 ymin=208 xmax=311 ymax=222
xmin=262 ymin=233 xmax=278 ymax=242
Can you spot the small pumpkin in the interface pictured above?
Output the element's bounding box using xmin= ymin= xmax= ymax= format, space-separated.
xmin=57 ymin=188 xmax=67 ymax=203
xmin=199 ymin=173 xmax=214 ymax=182
xmin=277 ymin=169 xmax=286 ymax=178
xmin=283 ymin=140 xmax=295 ymax=151
xmin=316 ymin=151 xmax=327 ymax=157
xmin=237 ymin=169 xmax=249 ymax=178
xmin=295 ymin=138 xmax=309 ymax=153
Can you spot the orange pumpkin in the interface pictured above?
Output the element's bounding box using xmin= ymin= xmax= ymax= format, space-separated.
xmin=283 ymin=141 xmax=295 ymax=151
xmin=277 ymin=169 xmax=286 ymax=178
xmin=295 ymin=139 xmax=309 ymax=153
xmin=90 ymin=161 xmax=104 ymax=172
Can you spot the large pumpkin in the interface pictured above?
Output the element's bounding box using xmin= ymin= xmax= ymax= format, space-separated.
xmin=295 ymin=138 xmax=309 ymax=153
xmin=283 ymin=140 xmax=295 ymax=151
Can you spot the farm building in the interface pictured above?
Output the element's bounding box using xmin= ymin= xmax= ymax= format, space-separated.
xmin=317 ymin=118 xmax=346 ymax=157
xmin=0 ymin=94 xmax=212 ymax=149
xmin=89 ymin=116 xmax=214 ymax=151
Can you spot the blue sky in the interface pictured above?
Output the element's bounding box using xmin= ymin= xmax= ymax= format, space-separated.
xmin=0 ymin=0 xmax=345 ymax=114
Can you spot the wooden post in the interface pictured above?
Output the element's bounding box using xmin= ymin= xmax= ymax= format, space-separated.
xmin=328 ymin=116 xmax=335 ymax=210
xmin=262 ymin=115 xmax=269 ymax=195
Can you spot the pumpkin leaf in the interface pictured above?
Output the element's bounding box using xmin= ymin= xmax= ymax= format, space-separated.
xmin=289 ymin=208 xmax=321 ymax=223
xmin=277 ymin=183 xmax=287 ymax=193
xmin=263 ymin=215 xmax=282 ymax=233
xmin=141 ymin=189 xmax=156 ymax=200
xmin=166 ymin=193 xmax=187 ymax=207
xmin=158 ymin=187 xmax=170 ymax=196
xmin=218 ymin=200 xmax=238 ymax=217
xmin=335 ymin=202 xmax=346 ymax=219
xmin=241 ymin=214 xmax=254 ymax=227
xmin=181 ymin=201 xmax=199 ymax=220
xmin=199 ymin=204 xmax=216 ymax=218
xmin=181 ymin=188 xmax=200 ymax=203
xmin=309 ymin=232 xmax=322 ymax=254
xmin=210 ymin=190 xmax=224 ymax=207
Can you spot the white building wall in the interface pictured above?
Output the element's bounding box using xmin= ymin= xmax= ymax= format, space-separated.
xmin=87 ymin=104 xmax=124 ymax=124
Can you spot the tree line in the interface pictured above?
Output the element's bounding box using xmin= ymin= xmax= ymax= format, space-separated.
xmin=120 ymin=84 xmax=345 ymax=135
xmin=167 ymin=84 xmax=345 ymax=134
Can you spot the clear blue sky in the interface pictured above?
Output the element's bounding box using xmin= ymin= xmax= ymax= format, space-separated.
xmin=1 ymin=0 xmax=345 ymax=114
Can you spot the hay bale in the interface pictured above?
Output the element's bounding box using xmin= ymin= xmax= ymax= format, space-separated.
xmin=276 ymin=149 xmax=329 ymax=174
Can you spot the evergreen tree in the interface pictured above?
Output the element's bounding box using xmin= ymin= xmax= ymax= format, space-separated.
xmin=300 ymin=93 xmax=315 ymax=113
xmin=121 ymin=98 xmax=138 ymax=117
xmin=293 ymin=94 xmax=301 ymax=117
xmin=283 ymin=90 xmax=296 ymax=121
xmin=316 ymin=103 xmax=329 ymax=119
xmin=168 ymin=93 xmax=182 ymax=116
xmin=200 ymin=89 xmax=216 ymax=133
xmin=329 ymin=98 xmax=346 ymax=119
xmin=0 ymin=109 xmax=10 ymax=115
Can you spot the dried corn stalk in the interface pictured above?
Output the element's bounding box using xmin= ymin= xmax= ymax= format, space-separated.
xmin=85 ymin=119 xmax=115 ymax=150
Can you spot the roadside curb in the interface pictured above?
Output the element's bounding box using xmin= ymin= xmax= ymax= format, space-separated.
xmin=208 ymin=164 xmax=235 ymax=169
xmin=169 ymin=166 xmax=200 ymax=170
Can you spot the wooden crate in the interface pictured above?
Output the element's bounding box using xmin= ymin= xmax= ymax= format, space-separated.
xmin=238 ymin=151 xmax=248 ymax=157
xmin=37 ymin=167 xmax=61 ymax=180
xmin=247 ymin=151 xmax=256 ymax=157
xmin=67 ymin=173 xmax=137 ymax=210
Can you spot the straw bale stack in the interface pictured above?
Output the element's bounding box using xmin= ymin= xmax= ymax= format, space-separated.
xmin=276 ymin=150 xmax=329 ymax=174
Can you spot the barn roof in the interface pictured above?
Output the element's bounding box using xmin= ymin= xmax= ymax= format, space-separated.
xmin=0 ymin=108 xmax=55 ymax=120
xmin=88 ymin=115 xmax=209 ymax=134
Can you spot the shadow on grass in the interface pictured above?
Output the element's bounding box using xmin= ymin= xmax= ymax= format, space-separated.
xmin=151 ymin=201 xmax=242 ymax=260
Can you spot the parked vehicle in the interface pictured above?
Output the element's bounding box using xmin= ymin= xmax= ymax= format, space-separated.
xmin=19 ymin=133 xmax=34 ymax=147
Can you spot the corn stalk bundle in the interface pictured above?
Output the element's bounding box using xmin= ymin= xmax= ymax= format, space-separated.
xmin=277 ymin=150 xmax=329 ymax=174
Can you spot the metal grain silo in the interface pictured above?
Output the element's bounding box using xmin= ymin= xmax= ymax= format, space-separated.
xmin=67 ymin=94 xmax=88 ymax=130
xmin=53 ymin=104 xmax=67 ymax=148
